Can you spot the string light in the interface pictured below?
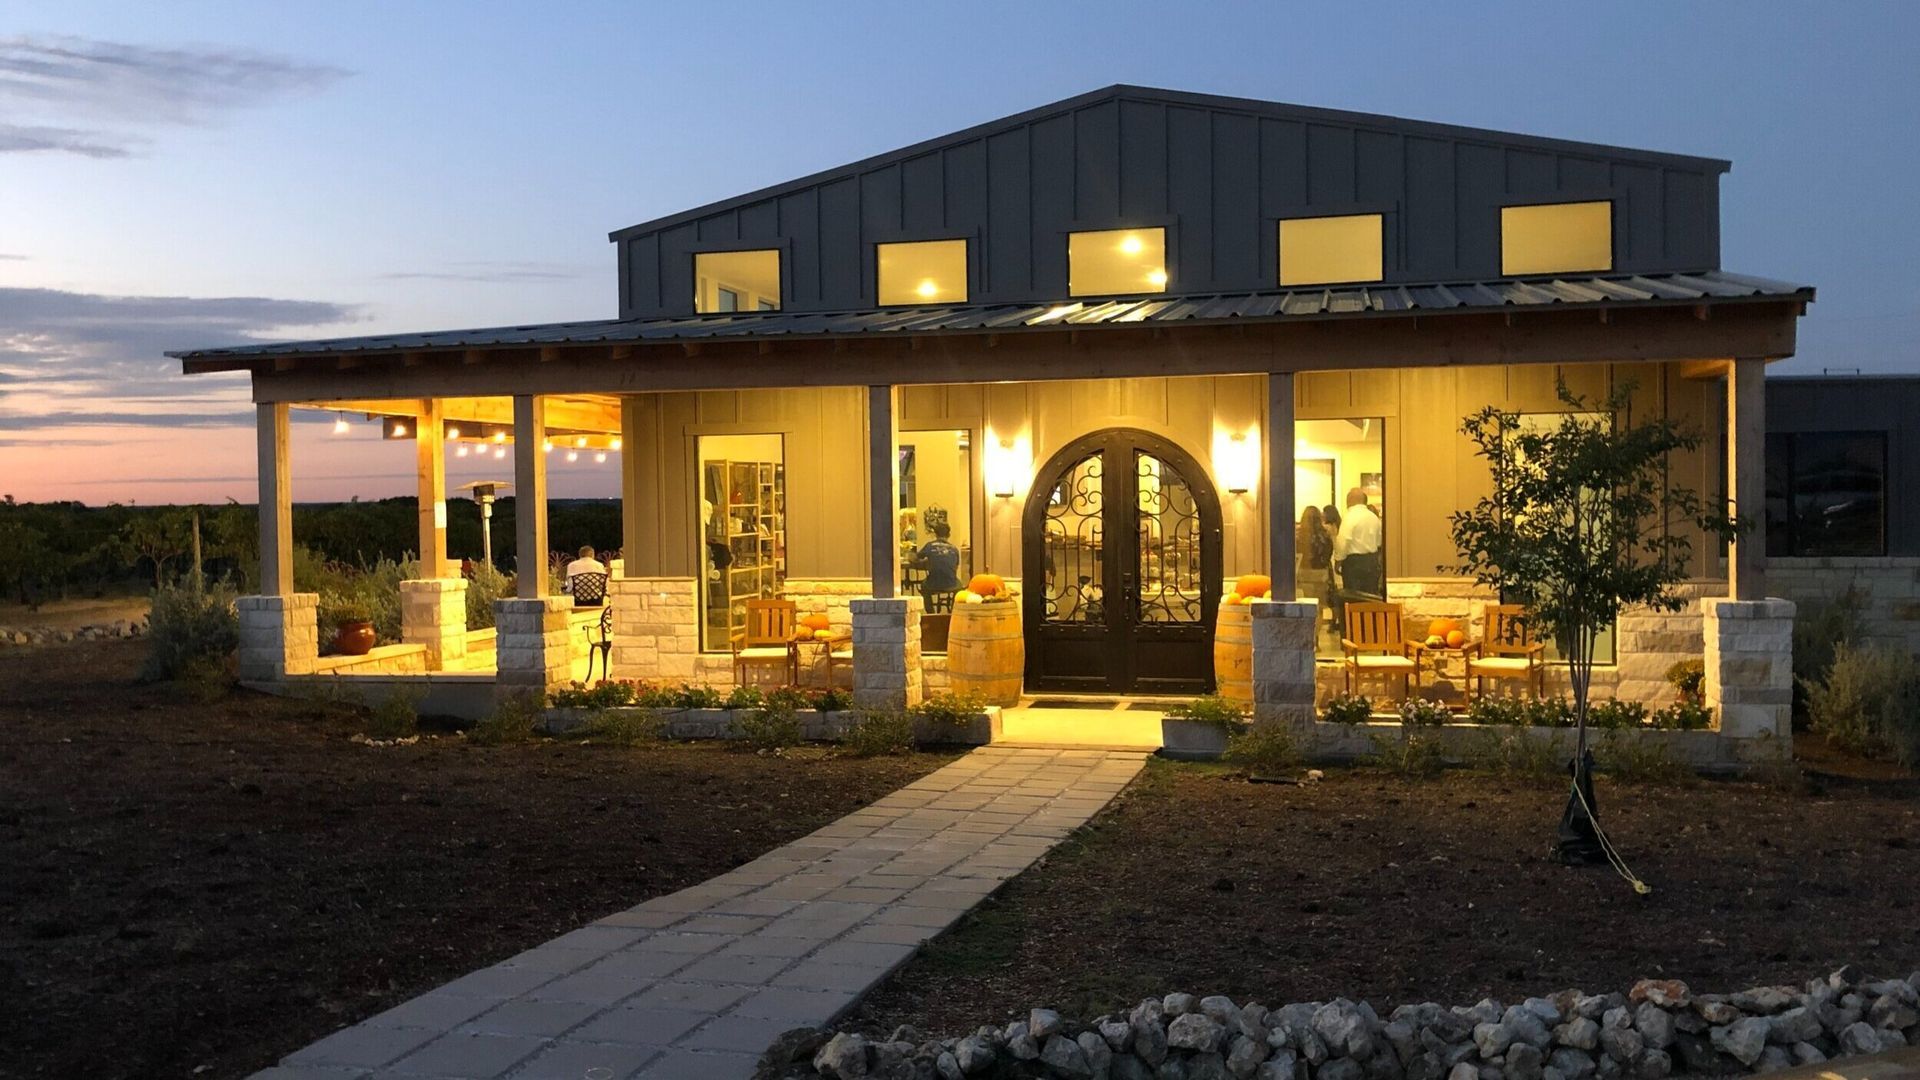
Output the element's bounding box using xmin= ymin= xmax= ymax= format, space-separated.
xmin=566 ymin=451 xmax=579 ymax=463
xmin=609 ymin=437 xmax=622 ymax=451
xmin=456 ymin=444 xmax=469 ymax=458
xmin=446 ymin=425 xmax=460 ymax=439
xmin=541 ymin=438 xmax=553 ymax=453
xmin=332 ymin=413 xmax=350 ymax=435
xmin=492 ymin=446 xmax=506 ymax=459
xmin=594 ymin=451 xmax=607 ymax=463
xmin=574 ymin=436 xmax=588 ymax=449
xmin=493 ymin=431 xmax=506 ymax=443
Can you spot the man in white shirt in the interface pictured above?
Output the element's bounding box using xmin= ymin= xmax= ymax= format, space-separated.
xmin=563 ymin=545 xmax=608 ymax=604
xmin=1334 ymin=487 xmax=1384 ymax=600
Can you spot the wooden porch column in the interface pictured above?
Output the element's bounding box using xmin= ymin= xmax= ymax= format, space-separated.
xmin=867 ymin=384 xmax=898 ymax=598
xmin=415 ymin=399 xmax=449 ymax=579
xmin=513 ymin=394 xmax=548 ymax=598
xmin=1728 ymin=357 xmax=1767 ymax=600
xmin=256 ymin=402 xmax=293 ymax=596
xmin=1267 ymin=372 xmax=1296 ymax=600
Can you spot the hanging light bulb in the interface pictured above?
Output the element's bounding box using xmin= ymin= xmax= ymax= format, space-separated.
xmin=566 ymin=450 xmax=579 ymax=463
xmin=594 ymin=451 xmax=607 ymax=464
xmin=609 ymin=437 xmax=622 ymax=451
xmin=456 ymin=444 xmax=469 ymax=458
xmin=574 ymin=436 xmax=588 ymax=449
xmin=493 ymin=431 xmax=506 ymax=444
xmin=446 ymin=425 xmax=460 ymax=440
xmin=541 ymin=438 xmax=553 ymax=453
xmin=332 ymin=413 xmax=350 ymax=435
xmin=492 ymin=446 xmax=506 ymax=459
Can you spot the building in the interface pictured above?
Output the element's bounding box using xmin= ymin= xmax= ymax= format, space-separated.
xmin=172 ymin=85 xmax=1813 ymax=762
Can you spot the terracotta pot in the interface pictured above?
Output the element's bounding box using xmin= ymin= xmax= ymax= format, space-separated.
xmin=333 ymin=620 xmax=376 ymax=656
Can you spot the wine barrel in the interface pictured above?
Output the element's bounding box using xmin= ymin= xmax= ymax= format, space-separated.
xmin=946 ymin=599 xmax=1025 ymax=706
xmin=1214 ymin=602 xmax=1253 ymax=703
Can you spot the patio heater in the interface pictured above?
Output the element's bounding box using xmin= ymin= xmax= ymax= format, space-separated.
xmin=458 ymin=480 xmax=513 ymax=568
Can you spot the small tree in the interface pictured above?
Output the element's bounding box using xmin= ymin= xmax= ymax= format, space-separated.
xmin=1447 ymin=379 xmax=1741 ymax=862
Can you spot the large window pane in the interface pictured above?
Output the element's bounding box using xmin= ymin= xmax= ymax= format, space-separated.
xmin=698 ymin=434 xmax=786 ymax=651
xmin=1500 ymin=201 xmax=1613 ymax=276
xmin=1068 ymin=227 xmax=1167 ymax=298
xmin=694 ymin=250 xmax=781 ymax=313
xmin=1768 ymin=432 xmax=1887 ymax=557
xmin=1279 ymin=214 xmax=1383 ymax=286
xmin=1293 ymin=418 xmax=1385 ymax=657
xmin=878 ymin=240 xmax=968 ymax=305
xmin=898 ymin=430 xmax=973 ymax=653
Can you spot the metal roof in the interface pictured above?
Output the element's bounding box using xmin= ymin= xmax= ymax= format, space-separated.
xmin=171 ymin=270 xmax=1811 ymax=364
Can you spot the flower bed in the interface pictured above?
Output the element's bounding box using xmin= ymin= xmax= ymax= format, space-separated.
xmin=540 ymin=682 xmax=996 ymax=746
xmin=793 ymin=968 xmax=1920 ymax=1080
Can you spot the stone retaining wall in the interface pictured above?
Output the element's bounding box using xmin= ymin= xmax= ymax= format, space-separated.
xmin=796 ymin=968 xmax=1920 ymax=1080
xmin=1769 ymin=557 xmax=1920 ymax=653
xmin=540 ymin=705 xmax=996 ymax=745
xmin=0 ymin=618 xmax=146 ymax=646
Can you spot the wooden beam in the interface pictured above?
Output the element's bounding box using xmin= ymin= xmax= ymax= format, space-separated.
xmin=415 ymin=399 xmax=449 ymax=579
xmin=867 ymin=385 xmax=897 ymax=599
xmin=256 ymin=403 xmax=293 ymax=596
xmin=250 ymin=302 xmax=1805 ymax=402
xmin=1728 ymin=358 xmax=1767 ymax=601
xmin=462 ymin=348 xmax=486 ymax=365
xmin=513 ymin=395 xmax=548 ymax=599
xmin=1676 ymin=359 xmax=1733 ymax=381
xmin=301 ymin=396 xmax=620 ymax=433
xmin=1267 ymin=372 xmax=1296 ymax=602
xmin=538 ymin=346 xmax=561 ymax=363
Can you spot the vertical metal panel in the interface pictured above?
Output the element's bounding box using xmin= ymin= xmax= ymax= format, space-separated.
xmin=1504 ymin=148 xmax=1556 ymax=195
xmin=1305 ymin=123 xmax=1355 ymax=205
xmin=987 ymin=128 xmax=1032 ymax=296
xmin=901 ymin=152 xmax=944 ymax=233
xmin=659 ymin=224 xmax=699 ymax=316
xmin=1560 ymin=155 xmax=1609 ymax=191
xmin=818 ymin=177 xmax=863 ymax=308
xmin=1075 ymin=99 xmax=1121 ymax=223
xmin=1403 ymin=136 xmax=1454 ymax=279
xmin=1454 ymin=143 xmax=1503 ymax=275
xmin=1029 ymin=113 xmax=1075 ymax=292
xmin=1258 ymin=118 xmax=1307 ymax=215
xmin=738 ymin=199 xmax=778 ymax=241
xmin=1211 ymin=111 xmax=1260 ymax=287
xmin=1119 ymin=99 xmax=1168 ymax=218
xmin=943 ymin=140 xmax=988 ymax=238
xmin=1664 ymin=169 xmax=1712 ymax=271
xmin=1167 ymin=106 xmax=1212 ymax=289
xmin=861 ymin=164 xmax=904 ymax=238
xmin=1612 ymin=162 xmax=1663 ymax=266
xmin=697 ymin=210 xmax=738 ymax=243
xmin=779 ymin=189 xmax=820 ymax=307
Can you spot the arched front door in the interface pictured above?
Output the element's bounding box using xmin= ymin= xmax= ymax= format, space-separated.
xmin=1022 ymin=428 xmax=1223 ymax=695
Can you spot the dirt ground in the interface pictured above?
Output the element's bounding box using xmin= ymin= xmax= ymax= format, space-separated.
xmin=850 ymin=753 xmax=1920 ymax=1038
xmin=0 ymin=596 xmax=149 ymax=631
xmin=0 ymin=639 xmax=955 ymax=1080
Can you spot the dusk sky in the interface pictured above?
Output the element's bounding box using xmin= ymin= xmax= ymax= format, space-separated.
xmin=2 ymin=1 xmax=1916 ymax=506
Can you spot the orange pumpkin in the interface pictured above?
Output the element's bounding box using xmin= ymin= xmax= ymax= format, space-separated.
xmin=1446 ymin=629 xmax=1466 ymax=648
xmin=1428 ymin=617 xmax=1459 ymax=640
xmin=1234 ymin=573 xmax=1272 ymax=599
xmin=800 ymin=613 xmax=831 ymax=632
xmin=967 ymin=573 xmax=1005 ymax=598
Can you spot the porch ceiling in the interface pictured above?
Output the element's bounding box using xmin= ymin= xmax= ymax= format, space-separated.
xmin=173 ymin=269 xmax=1811 ymax=378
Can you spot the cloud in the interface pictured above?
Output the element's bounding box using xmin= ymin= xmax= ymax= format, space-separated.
xmin=0 ymin=285 xmax=361 ymax=429
xmin=0 ymin=252 xmax=29 ymax=260
xmin=0 ymin=35 xmax=349 ymax=157
xmin=380 ymin=261 xmax=593 ymax=284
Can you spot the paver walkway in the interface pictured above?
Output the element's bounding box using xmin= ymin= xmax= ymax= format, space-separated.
xmin=255 ymin=746 xmax=1148 ymax=1080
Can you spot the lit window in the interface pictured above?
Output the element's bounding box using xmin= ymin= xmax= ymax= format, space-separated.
xmin=878 ymin=239 xmax=968 ymax=305
xmin=1278 ymin=214 xmax=1383 ymax=286
xmin=694 ymin=250 xmax=780 ymax=312
xmin=1500 ymin=201 xmax=1612 ymax=276
xmin=1069 ymin=227 xmax=1167 ymax=297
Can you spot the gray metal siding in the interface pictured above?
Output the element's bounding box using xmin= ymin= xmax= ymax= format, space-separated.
xmin=612 ymin=87 xmax=1729 ymax=318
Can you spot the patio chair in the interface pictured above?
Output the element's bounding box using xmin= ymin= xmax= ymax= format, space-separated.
xmin=568 ymin=570 xmax=608 ymax=608
xmin=826 ymin=640 xmax=854 ymax=689
xmin=583 ymin=606 xmax=613 ymax=683
xmin=732 ymin=598 xmax=797 ymax=687
xmin=1465 ymin=604 xmax=1546 ymax=701
xmin=1341 ymin=601 xmax=1424 ymax=700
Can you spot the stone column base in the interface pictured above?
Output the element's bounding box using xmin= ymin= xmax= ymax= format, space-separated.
xmin=1703 ymin=597 xmax=1795 ymax=761
xmin=400 ymin=578 xmax=469 ymax=670
xmin=1251 ymin=600 xmax=1318 ymax=727
xmin=851 ymin=596 xmax=924 ymax=711
xmin=494 ymin=596 xmax=572 ymax=702
xmin=237 ymin=593 xmax=319 ymax=681
xmin=606 ymin=577 xmax=698 ymax=682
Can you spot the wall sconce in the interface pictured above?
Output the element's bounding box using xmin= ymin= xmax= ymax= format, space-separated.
xmin=983 ymin=428 xmax=1030 ymax=501
xmin=1213 ymin=424 xmax=1260 ymax=495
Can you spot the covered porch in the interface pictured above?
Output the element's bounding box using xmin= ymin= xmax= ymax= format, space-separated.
xmin=182 ymin=271 xmax=1807 ymax=762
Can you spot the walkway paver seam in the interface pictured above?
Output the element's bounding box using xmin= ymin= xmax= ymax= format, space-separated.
xmin=260 ymin=747 xmax=1146 ymax=1080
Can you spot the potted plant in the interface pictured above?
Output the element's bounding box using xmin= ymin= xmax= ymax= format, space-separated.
xmin=331 ymin=607 xmax=375 ymax=656
xmin=1160 ymin=695 xmax=1249 ymax=760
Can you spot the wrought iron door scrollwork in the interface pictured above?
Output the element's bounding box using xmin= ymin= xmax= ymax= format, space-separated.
xmin=1041 ymin=452 xmax=1104 ymax=623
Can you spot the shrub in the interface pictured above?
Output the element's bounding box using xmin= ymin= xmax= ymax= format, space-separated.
xmin=845 ymin=710 xmax=915 ymax=757
xmin=470 ymin=694 xmax=540 ymax=745
xmin=142 ymin=580 xmax=240 ymax=682
xmin=1792 ymin=587 xmax=1864 ymax=719
xmin=765 ymin=687 xmax=813 ymax=712
xmin=725 ymin=685 xmax=766 ymax=711
xmin=1650 ymin=701 xmax=1713 ymax=731
xmin=1464 ymin=696 xmax=1529 ymax=727
xmin=673 ymin=684 xmax=725 ymax=709
xmin=1319 ymin=693 xmax=1372 ymax=725
xmin=464 ymin=561 xmax=512 ymax=630
xmin=911 ymin=692 xmax=987 ymax=732
xmin=1225 ymin=724 xmax=1301 ymax=774
xmin=733 ymin=701 xmax=803 ymax=752
xmin=811 ymin=687 xmax=852 ymax=712
xmin=549 ymin=680 xmax=638 ymax=709
xmin=365 ymin=692 xmax=419 ymax=740
xmin=1399 ymin=697 xmax=1451 ymax=727
xmin=578 ymin=708 xmax=665 ymax=747
xmin=303 ymin=554 xmax=412 ymax=648
xmin=1585 ymin=699 xmax=1649 ymax=730
xmin=1596 ymin=731 xmax=1693 ymax=784
xmin=1523 ymin=698 xmax=1577 ymax=728
xmin=1665 ymin=659 xmax=1706 ymax=702
xmin=1163 ymin=694 xmax=1250 ymax=730
xmin=1369 ymin=724 xmax=1447 ymax=779
xmin=1460 ymin=728 xmax=1567 ymax=784
xmin=1803 ymin=642 xmax=1920 ymax=766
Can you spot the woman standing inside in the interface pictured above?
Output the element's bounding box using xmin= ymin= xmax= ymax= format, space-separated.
xmin=1295 ymin=505 xmax=1334 ymax=613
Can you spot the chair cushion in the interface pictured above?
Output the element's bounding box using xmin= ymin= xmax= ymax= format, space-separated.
xmin=737 ymin=646 xmax=789 ymax=659
xmin=1469 ymin=657 xmax=1533 ymax=673
xmin=830 ymin=648 xmax=853 ymax=659
xmin=1352 ymin=654 xmax=1416 ymax=670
